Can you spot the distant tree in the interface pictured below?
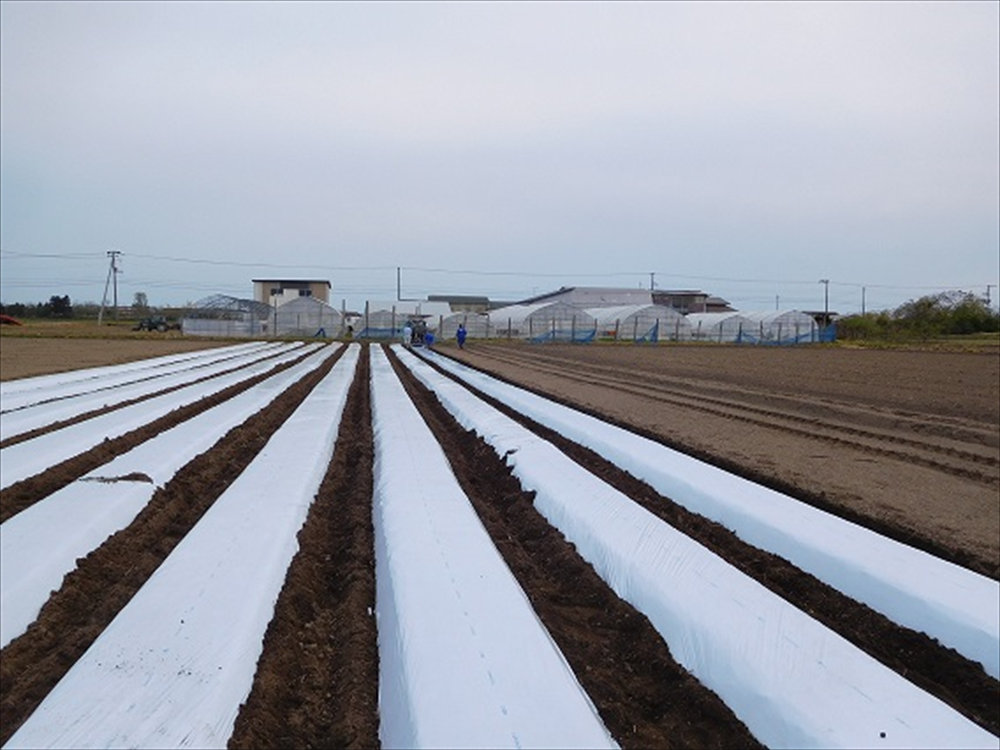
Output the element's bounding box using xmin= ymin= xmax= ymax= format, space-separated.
xmin=133 ymin=291 xmax=149 ymax=313
xmin=48 ymin=295 xmax=73 ymax=318
xmin=837 ymin=290 xmax=998 ymax=340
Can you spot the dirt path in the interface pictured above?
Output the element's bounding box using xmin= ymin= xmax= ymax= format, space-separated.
xmin=443 ymin=342 xmax=1000 ymax=579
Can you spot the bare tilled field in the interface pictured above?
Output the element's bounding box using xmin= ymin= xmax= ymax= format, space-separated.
xmin=0 ymin=336 xmax=997 ymax=749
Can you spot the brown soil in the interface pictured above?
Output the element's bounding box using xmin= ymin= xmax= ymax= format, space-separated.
xmin=229 ymin=346 xmax=379 ymax=749
xmin=1 ymin=336 xmax=223 ymax=381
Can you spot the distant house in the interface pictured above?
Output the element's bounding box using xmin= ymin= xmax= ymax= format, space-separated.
xmin=652 ymin=290 xmax=735 ymax=314
xmin=253 ymin=279 xmax=331 ymax=307
xmin=427 ymin=294 xmax=492 ymax=313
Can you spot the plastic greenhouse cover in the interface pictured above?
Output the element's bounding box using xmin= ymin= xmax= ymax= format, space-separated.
xmin=0 ymin=343 xmax=321 ymax=490
xmin=0 ymin=343 xmax=302 ymax=440
xmin=3 ymin=345 xmax=359 ymax=750
xmin=369 ymin=346 xmax=617 ymax=750
xmin=397 ymin=346 xmax=997 ymax=750
xmin=0 ymin=344 xmax=339 ymax=649
xmin=421 ymin=349 xmax=1000 ymax=680
xmin=0 ymin=342 xmax=269 ymax=400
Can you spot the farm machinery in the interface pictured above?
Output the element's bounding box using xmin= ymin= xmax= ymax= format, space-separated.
xmin=133 ymin=315 xmax=181 ymax=332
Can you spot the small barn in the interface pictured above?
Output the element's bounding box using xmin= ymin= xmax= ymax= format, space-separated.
xmin=585 ymin=304 xmax=692 ymax=342
xmin=488 ymin=302 xmax=597 ymax=342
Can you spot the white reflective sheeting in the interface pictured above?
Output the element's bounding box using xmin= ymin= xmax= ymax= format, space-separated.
xmin=398 ymin=346 xmax=997 ymax=750
xmin=421 ymin=349 xmax=1000 ymax=680
xmin=0 ymin=344 xmax=339 ymax=649
xmin=370 ymin=346 xmax=617 ymax=750
xmin=4 ymin=345 xmax=359 ymax=750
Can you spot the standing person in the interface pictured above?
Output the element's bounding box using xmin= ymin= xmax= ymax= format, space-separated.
xmin=402 ymin=322 xmax=412 ymax=347
xmin=456 ymin=323 xmax=467 ymax=349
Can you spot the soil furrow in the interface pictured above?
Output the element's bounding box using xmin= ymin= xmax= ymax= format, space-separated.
xmin=229 ymin=344 xmax=379 ymax=749
xmin=0 ymin=347 xmax=321 ymax=523
xmin=0 ymin=348 xmax=343 ymax=746
xmin=414 ymin=348 xmax=1000 ymax=735
xmin=446 ymin=344 xmax=999 ymax=578
xmin=385 ymin=345 xmax=764 ymax=749
xmin=467 ymin=345 xmax=998 ymax=480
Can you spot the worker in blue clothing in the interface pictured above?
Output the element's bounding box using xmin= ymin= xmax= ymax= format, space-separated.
xmin=456 ymin=323 xmax=467 ymax=349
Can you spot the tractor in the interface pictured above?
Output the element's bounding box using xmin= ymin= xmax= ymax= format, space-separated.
xmin=133 ymin=315 xmax=180 ymax=332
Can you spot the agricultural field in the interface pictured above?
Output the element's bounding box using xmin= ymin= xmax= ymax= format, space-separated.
xmin=0 ymin=334 xmax=997 ymax=749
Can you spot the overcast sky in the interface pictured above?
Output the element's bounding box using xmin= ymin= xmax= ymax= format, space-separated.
xmin=2 ymin=0 xmax=998 ymax=314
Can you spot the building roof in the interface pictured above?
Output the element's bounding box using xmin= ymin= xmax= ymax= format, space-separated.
xmin=251 ymin=279 xmax=331 ymax=287
xmin=517 ymin=286 xmax=653 ymax=307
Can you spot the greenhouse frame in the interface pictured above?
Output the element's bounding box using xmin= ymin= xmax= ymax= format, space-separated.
xmin=273 ymin=297 xmax=343 ymax=338
xmin=181 ymin=295 xmax=273 ymax=338
xmin=439 ymin=312 xmax=492 ymax=340
xmin=585 ymin=304 xmax=693 ymax=342
xmin=488 ymin=302 xmax=597 ymax=342
xmin=738 ymin=310 xmax=822 ymax=344
xmin=685 ymin=312 xmax=755 ymax=343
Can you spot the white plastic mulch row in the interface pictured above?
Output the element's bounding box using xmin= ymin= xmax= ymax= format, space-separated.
xmin=420 ymin=349 xmax=1000 ymax=680
xmin=369 ymin=346 xmax=616 ymax=750
xmin=0 ymin=342 xmax=276 ymax=415
xmin=0 ymin=343 xmax=341 ymax=649
xmin=3 ymin=344 xmax=360 ymax=750
xmin=0 ymin=342 xmax=268 ymax=402
xmin=0 ymin=342 xmax=298 ymax=441
xmin=0 ymin=343 xmax=322 ymax=490
xmin=397 ymin=346 xmax=997 ymax=750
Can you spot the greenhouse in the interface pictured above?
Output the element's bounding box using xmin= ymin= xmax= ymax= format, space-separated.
xmin=354 ymin=307 xmax=443 ymax=340
xmin=585 ymin=305 xmax=692 ymax=342
xmin=488 ymin=302 xmax=597 ymax=342
xmin=273 ymin=297 xmax=343 ymax=338
xmin=686 ymin=312 xmax=755 ymax=343
xmin=181 ymin=295 xmax=272 ymax=338
xmin=439 ymin=312 xmax=492 ymax=340
xmin=739 ymin=310 xmax=821 ymax=344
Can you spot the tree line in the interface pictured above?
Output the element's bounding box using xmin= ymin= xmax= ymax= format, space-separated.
xmin=836 ymin=291 xmax=999 ymax=341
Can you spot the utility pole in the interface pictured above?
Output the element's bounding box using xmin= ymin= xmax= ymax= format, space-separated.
xmin=98 ymin=250 xmax=122 ymax=325
xmin=819 ymin=279 xmax=830 ymax=327
xmin=775 ymin=294 xmax=779 ymax=311
xmin=649 ymin=272 xmax=655 ymax=292
xmin=987 ymin=285 xmax=994 ymax=307
xmin=861 ymin=286 xmax=866 ymax=315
